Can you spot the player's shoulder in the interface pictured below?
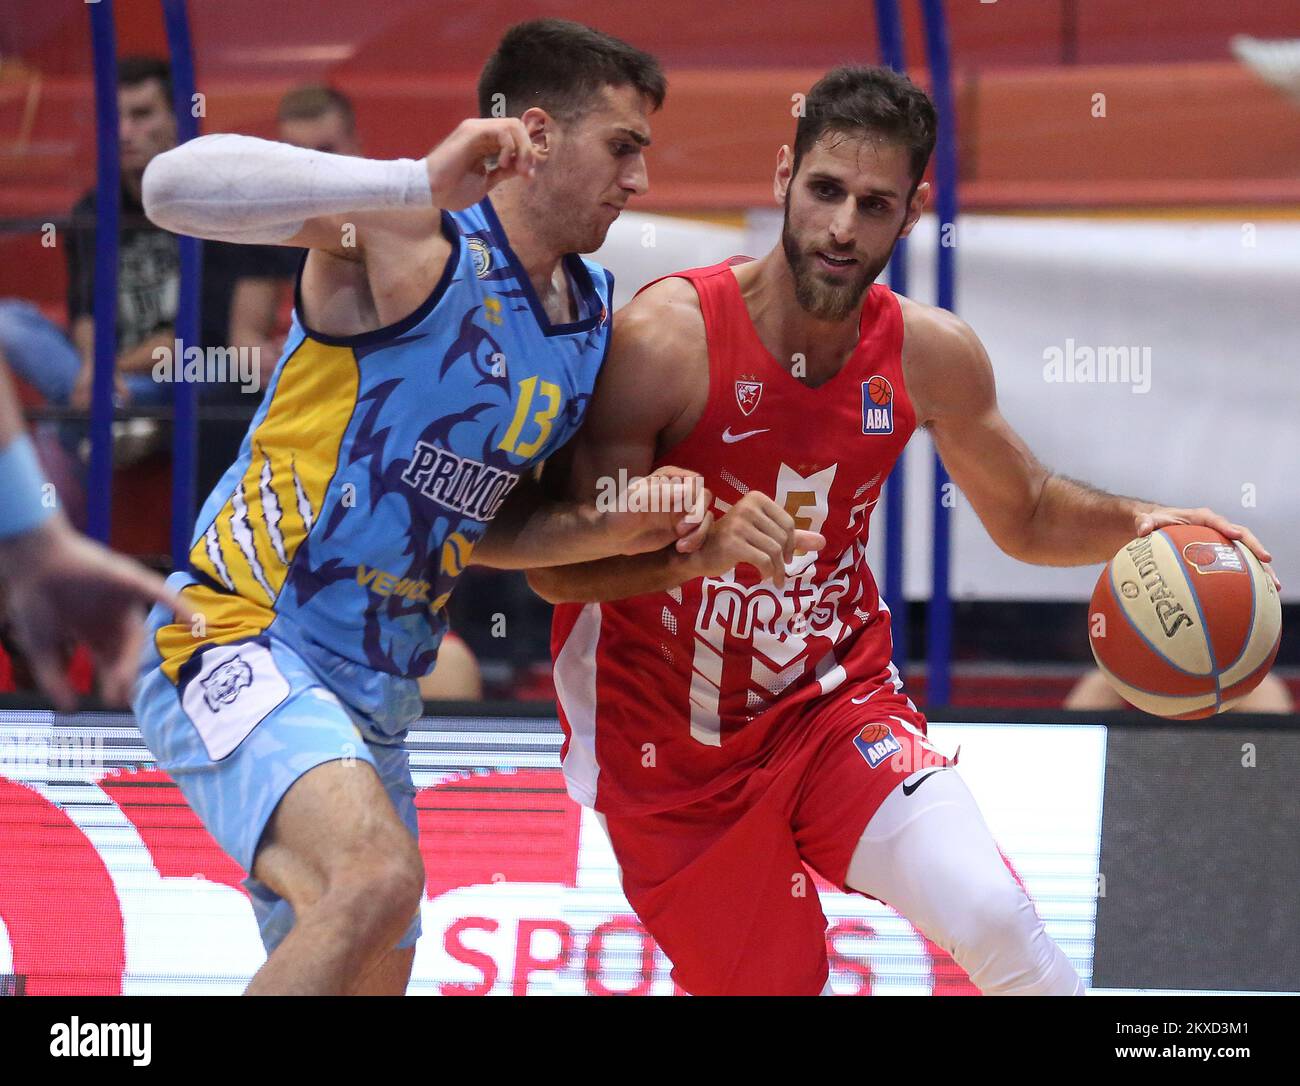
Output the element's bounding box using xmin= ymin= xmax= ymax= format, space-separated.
xmin=587 ymin=274 xmax=708 ymax=423
xmin=614 ymin=274 xmax=705 ymax=349
xmin=896 ymin=293 xmax=981 ymax=358
xmin=896 ymin=294 xmax=994 ymax=425
xmin=625 ymin=273 xmax=704 ymax=315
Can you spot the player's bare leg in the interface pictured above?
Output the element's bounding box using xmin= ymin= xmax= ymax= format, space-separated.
xmin=351 ymin=946 xmax=417 ymax=996
xmin=845 ymin=768 xmax=1083 ymax=995
xmin=244 ymin=760 xmax=425 ymax=996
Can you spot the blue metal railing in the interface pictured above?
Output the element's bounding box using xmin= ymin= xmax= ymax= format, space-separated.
xmin=161 ymin=0 xmax=202 ymax=568
xmin=872 ymin=0 xmax=958 ymax=706
xmin=874 ymin=0 xmax=911 ymax=673
xmin=86 ymin=1 xmax=120 ymax=543
xmin=920 ymin=0 xmax=959 ymax=706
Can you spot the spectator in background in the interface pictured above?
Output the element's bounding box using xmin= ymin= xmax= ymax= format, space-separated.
xmin=0 ymin=57 xmax=307 ymax=416
xmin=1065 ymin=669 xmax=1294 ymax=713
xmin=0 ymin=57 xmax=176 ymax=411
xmin=276 ymin=83 xmax=362 ymax=155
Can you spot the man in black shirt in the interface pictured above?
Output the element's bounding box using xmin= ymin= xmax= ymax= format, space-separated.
xmin=0 ymin=57 xmax=297 ymax=409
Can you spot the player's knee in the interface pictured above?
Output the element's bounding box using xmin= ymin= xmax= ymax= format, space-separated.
xmin=310 ymin=837 xmax=424 ymax=943
xmin=943 ymin=880 xmax=1076 ymax=995
xmin=322 ymin=859 xmax=423 ymax=942
xmin=942 ymin=880 xmax=1036 ymax=969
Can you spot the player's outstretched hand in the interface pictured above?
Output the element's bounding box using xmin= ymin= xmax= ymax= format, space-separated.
xmin=1135 ymin=506 xmax=1280 ymax=590
xmin=691 ymin=491 xmax=826 ymax=588
xmin=0 ymin=517 xmax=193 ymax=712
xmin=604 ymin=467 xmax=714 ymax=557
xmin=424 ymin=118 xmax=537 ymax=211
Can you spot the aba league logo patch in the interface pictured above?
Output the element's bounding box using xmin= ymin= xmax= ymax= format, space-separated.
xmin=201 ymin=657 xmax=253 ymax=712
xmin=853 ymin=722 xmax=902 ymax=769
xmin=862 ymin=375 xmax=894 ymax=435
xmin=1183 ymin=540 xmax=1246 ymax=575
xmin=735 ymin=379 xmax=763 ymax=416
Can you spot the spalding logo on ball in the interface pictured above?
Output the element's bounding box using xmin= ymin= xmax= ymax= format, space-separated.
xmin=1088 ymin=525 xmax=1282 ymax=718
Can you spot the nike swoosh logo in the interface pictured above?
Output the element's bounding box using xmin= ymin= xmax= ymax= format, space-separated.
xmin=901 ymin=769 xmax=947 ymax=796
xmin=850 ymin=691 xmax=878 ymax=704
xmin=721 ymin=426 xmax=770 ymax=444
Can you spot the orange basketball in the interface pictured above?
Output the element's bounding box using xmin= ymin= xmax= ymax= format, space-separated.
xmin=868 ymin=376 xmax=892 ymax=405
xmin=857 ymin=722 xmax=892 ymax=743
xmin=1087 ymin=525 xmax=1282 ymax=718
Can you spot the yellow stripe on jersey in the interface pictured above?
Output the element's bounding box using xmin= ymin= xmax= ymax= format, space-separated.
xmin=189 ymin=338 xmax=360 ymax=606
xmin=155 ymin=583 xmax=276 ymax=685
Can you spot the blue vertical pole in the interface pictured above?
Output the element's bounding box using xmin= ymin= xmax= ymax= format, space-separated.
xmin=162 ymin=0 xmax=201 ymax=568
xmin=875 ymin=0 xmax=909 ymax=671
xmin=86 ymin=1 xmax=119 ymax=543
xmin=875 ymin=0 xmax=908 ymax=301
xmin=921 ymin=0 xmax=958 ymax=707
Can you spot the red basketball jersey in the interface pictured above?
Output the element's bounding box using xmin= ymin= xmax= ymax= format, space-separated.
xmin=552 ymin=259 xmax=918 ymax=815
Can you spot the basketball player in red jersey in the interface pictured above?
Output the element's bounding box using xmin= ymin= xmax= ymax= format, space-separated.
xmin=528 ymin=66 xmax=1277 ymax=996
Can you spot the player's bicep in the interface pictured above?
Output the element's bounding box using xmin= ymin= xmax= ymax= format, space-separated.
xmin=558 ymin=300 xmax=684 ymax=505
xmin=278 ymin=207 xmax=424 ymax=256
xmin=927 ymin=334 xmax=1049 ymax=553
xmin=277 ymin=213 xmax=359 ymax=254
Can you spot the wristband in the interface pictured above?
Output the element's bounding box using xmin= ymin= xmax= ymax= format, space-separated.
xmin=0 ymin=433 xmax=56 ymax=540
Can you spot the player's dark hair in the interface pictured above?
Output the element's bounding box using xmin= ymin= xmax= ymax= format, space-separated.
xmin=478 ymin=19 xmax=666 ymax=122
xmin=118 ymin=55 xmax=172 ymax=102
xmin=278 ymin=84 xmax=356 ymax=132
xmin=793 ymin=66 xmax=937 ymax=191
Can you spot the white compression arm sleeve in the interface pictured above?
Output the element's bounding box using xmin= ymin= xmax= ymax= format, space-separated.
xmin=141 ymin=133 xmax=433 ymax=244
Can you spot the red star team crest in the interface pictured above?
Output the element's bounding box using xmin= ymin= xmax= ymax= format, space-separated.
xmin=735 ymin=379 xmax=763 ymax=415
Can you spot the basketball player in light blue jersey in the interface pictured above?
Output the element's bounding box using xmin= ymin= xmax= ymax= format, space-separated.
xmin=133 ymin=20 xmax=704 ymax=995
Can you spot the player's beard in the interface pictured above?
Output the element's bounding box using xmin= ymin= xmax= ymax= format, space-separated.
xmin=781 ymin=204 xmax=894 ymax=322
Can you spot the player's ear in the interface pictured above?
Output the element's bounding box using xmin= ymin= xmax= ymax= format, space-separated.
xmin=520 ymin=107 xmax=552 ymax=157
xmin=774 ymin=145 xmax=793 ymax=203
xmin=898 ymin=180 xmax=930 ymax=238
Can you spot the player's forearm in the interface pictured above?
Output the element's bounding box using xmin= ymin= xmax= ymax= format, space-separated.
xmin=1020 ymin=473 xmax=1159 ymax=566
xmin=472 ymin=497 xmax=625 ymax=570
xmin=473 ymin=467 xmax=650 ymax=570
xmin=526 ymin=546 xmax=703 ymax=604
xmin=118 ymin=329 xmax=176 ymax=374
xmin=142 ymin=134 xmax=432 ymax=244
xmin=70 ymin=317 xmax=95 ymax=369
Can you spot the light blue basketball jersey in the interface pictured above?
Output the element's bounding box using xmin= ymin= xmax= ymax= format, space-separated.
xmin=153 ymin=197 xmax=611 ymax=691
